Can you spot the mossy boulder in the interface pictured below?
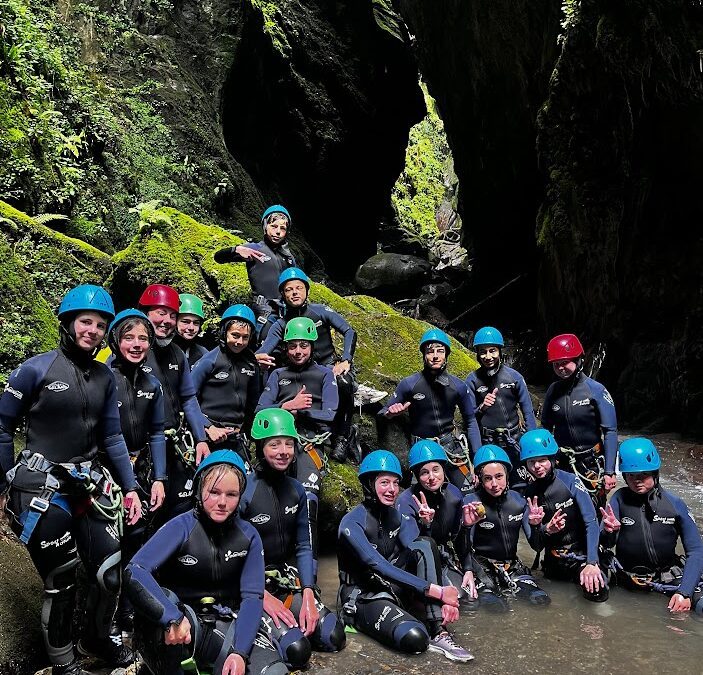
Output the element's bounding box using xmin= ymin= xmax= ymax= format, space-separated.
xmin=0 ymin=201 xmax=112 ymax=382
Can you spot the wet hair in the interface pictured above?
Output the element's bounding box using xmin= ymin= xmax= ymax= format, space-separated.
xmin=198 ymin=463 xmax=246 ymax=509
xmin=264 ymin=212 xmax=290 ymax=228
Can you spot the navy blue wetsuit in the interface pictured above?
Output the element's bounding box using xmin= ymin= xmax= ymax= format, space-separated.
xmin=174 ymin=333 xmax=209 ymax=370
xmin=191 ymin=346 xmax=261 ymax=462
xmin=0 ymin=345 xmax=138 ymax=668
xmin=379 ymin=369 xmax=481 ymax=493
xmin=601 ymin=486 xmax=703 ymax=606
xmin=466 ymin=364 xmax=536 ymax=489
xmin=125 ymin=510 xmax=285 ymax=675
xmin=541 ymin=372 xmax=618 ymax=509
xmin=463 ymin=487 xmax=549 ymax=607
xmin=337 ymin=503 xmax=446 ymax=652
xmin=239 ymin=467 xmax=344 ymax=664
xmin=524 ymin=468 xmax=607 ymax=601
xmin=144 ymin=342 xmax=207 ymax=518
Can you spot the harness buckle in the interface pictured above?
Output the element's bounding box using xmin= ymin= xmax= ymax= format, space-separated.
xmin=26 ymin=453 xmax=46 ymax=471
xmin=29 ymin=496 xmax=50 ymax=513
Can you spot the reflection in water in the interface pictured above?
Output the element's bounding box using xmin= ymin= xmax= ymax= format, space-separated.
xmin=312 ymin=431 xmax=703 ymax=674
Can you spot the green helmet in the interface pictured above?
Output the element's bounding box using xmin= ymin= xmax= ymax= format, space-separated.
xmin=283 ymin=317 xmax=318 ymax=342
xmin=179 ymin=293 xmax=205 ymax=319
xmin=251 ymin=408 xmax=299 ymax=441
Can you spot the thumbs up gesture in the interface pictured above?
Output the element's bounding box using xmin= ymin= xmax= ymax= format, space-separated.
xmin=481 ymin=388 xmax=499 ymax=410
xmin=290 ymin=384 xmax=313 ymax=410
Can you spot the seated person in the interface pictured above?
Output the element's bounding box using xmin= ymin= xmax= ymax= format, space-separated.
xmin=124 ymin=450 xmax=286 ymax=675
xmin=521 ymin=429 xmax=608 ymax=602
xmin=600 ymin=437 xmax=703 ymax=613
xmin=462 ymin=445 xmax=550 ymax=611
xmin=337 ymin=450 xmax=472 ymax=663
xmin=191 ymin=304 xmax=261 ymax=465
xmin=239 ymin=409 xmax=345 ymax=669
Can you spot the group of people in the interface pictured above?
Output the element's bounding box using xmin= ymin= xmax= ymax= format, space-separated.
xmin=0 ymin=204 xmax=702 ymax=675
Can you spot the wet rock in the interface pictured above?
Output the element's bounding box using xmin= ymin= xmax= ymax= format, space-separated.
xmin=354 ymin=253 xmax=432 ymax=300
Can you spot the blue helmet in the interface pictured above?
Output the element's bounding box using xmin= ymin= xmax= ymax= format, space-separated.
xmin=108 ymin=309 xmax=155 ymax=354
xmin=473 ymin=444 xmax=512 ymax=472
xmin=220 ymin=304 xmax=256 ymax=329
xmin=278 ymin=267 xmax=310 ymax=293
xmin=473 ymin=326 xmax=504 ymax=348
xmin=262 ymin=205 xmax=291 ymax=228
xmin=194 ymin=450 xmax=248 ymax=493
xmin=519 ymin=429 xmax=559 ymax=461
xmin=419 ymin=328 xmax=451 ymax=354
xmin=408 ymin=440 xmax=447 ymax=471
xmin=359 ymin=450 xmax=402 ymax=479
xmin=618 ymin=438 xmax=661 ymax=474
xmin=58 ymin=284 xmax=115 ymax=320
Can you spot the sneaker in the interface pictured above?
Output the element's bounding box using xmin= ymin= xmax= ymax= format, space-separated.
xmin=354 ymin=384 xmax=387 ymax=407
xmin=52 ymin=659 xmax=88 ymax=675
xmin=77 ymin=634 xmax=134 ymax=667
xmin=330 ymin=436 xmax=348 ymax=463
xmin=428 ymin=631 xmax=474 ymax=662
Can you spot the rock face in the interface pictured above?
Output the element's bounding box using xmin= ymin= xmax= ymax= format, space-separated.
xmin=354 ymin=252 xmax=432 ymax=299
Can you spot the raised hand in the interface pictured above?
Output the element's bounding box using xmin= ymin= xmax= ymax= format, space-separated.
xmin=285 ymin=384 xmax=313 ymax=412
xmin=527 ymin=496 xmax=545 ymax=526
xmin=255 ymin=352 xmax=277 ymax=369
xmin=236 ymin=245 xmax=269 ymax=263
xmin=545 ymin=508 xmax=566 ymax=535
xmin=599 ymin=504 xmax=621 ymax=533
xmin=386 ymin=401 xmax=412 ymax=416
xmin=480 ymin=388 xmax=499 ymax=410
xmin=462 ymin=501 xmax=486 ymax=527
xmin=412 ymin=492 xmax=436 ymax=525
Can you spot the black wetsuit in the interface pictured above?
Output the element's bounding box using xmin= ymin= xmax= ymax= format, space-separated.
xmin=239 ymin=466 xmax=345 ymax=666
xmin=257 ymin=302 xmax=357 ymax=441
xmin=466 ymin=364 xmax=537 ymax=489
xmin=338 ymin=502 xmax=448 ymax=652
xmin=463 ymin=487 xmax=549 ymax=607
xmin=0 ymin=344 xmax=137 ymax=668
xmin=379 ymin=368 xmax=481 ymax=493
xmin=144 ymin=342 xmax=207 ymax=519
xmin=125 ymin=509 xmax=285 ymax=675
xmin=173 ymin=333 xmax=209 ymax=369
xmin=601 ymin=486 xmax=703 ymax=607
xmin=191 ymin=346 xmax=261 ymax=464
xmin=524 ymin=468 xmax=608 ymax=602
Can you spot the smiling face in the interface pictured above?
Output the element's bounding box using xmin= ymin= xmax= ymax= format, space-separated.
xmin=480 ymin=462 xmax=508 ymax=497
xmin=552 ymin=358 xmax=577 ymax=379
xmin=282 ymin=280 xmax=307 ymax=308
xmin=262 ymin=436 xmax=296 ymax=472
xmin=201 ymin=467 xmax=241 ymax=523
xmin=118 ymin=321 xmax=150 ymax=364
xmin=526 ymin=456 xmax=552 ymax=479
xmin=147 ymin=306 xmax=177 ymax=339
xmin=624 ymin=471 xmax=656 ymax=494
xmin=423 ymin=344 xmax=447 ymax=371
xmin=374 ymin=472 xmax=401 ymax=506
xmin=225 ymin=320 xmax=252 ymax=354
xmin=177 ymin=314 xmax=202 ymax=341
xmin=286 ymin=340 xmax=312 ymax=366
xmin=418 ymin=461 xmax=445 ymax=492
xmin=73 ymin=312 xmax=109 ymax=352
xmin=477 ymin=345 xmax=501 ymax=370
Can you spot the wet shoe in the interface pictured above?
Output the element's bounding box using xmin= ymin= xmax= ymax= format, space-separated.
xmin=346 ymin=424 xmax=362 ymax=465
xmin=52 ymin=659 xmax=88 ymax=675
xmin=77 ymin=634 xmax=134 ymax=667
xmin=428 ymin=631 xmax=474 ymax=662
xmin=330 ymin=437 xmax=348 ymax=463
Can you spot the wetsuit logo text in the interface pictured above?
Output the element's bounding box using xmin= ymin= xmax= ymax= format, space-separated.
xmin=40 ymin=530 xmax=71 ymax=549
xmin=215 ymin=372 xmax=229 ymax=380
xmin=251 ymin=513 xmax=271 ymax=524
xmin=4 ymin=385 xmax=23 ymax=400
xmin=225 ymin=549 xmax=247 ymax=561
xmin=137 ymin=390 xmax=154 ymax=399
xmin=178 ymin=555 xmax=198 ymax=565
xmin=555 ymin=498 xmax=574 ymax=510
xmin=46 ymin=381 xmax=69 ymax=392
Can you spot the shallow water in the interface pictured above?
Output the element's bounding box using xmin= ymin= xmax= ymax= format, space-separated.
xmin=311 ymin=431 xmax=703 ymax=675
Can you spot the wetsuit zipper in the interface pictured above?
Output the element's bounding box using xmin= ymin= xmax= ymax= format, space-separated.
xmin=496 ymin=500 xmax=512 ymax=561
xmin=126 ymin=371 xmax=140 ymax=456
xmin=270 ymin=482 xmax=286 ymax=562
xmin=72 ymin=358 xmax=92 ymax=456
xmin=641 ymin=503 xmax=660 ymax=568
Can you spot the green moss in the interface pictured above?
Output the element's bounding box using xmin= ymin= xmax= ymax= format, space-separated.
xmin=319 ymin=461 xmax=363 ymax=539
xmin=249 ymin=0 xmax=291 ymax=55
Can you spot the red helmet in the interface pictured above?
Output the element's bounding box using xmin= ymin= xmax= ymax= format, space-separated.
xmin=547 ymin=333 xmax=584 ymax=362
xmin=138 ymin=284 xmax=180 ymax=313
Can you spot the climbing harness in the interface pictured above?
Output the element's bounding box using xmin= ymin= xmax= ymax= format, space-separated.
xmin=558 ymin=444 xmax=605 ymax=496
xmin=165 ymin=414 xmax=197 ymax=467
xmin=299 ymin=431 xmax=331 ymax=473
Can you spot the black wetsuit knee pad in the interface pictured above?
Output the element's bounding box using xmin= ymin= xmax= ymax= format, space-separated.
xmin=395 ymin=622 xmax=429 ymax=654
xmin=583 ymin=585 xmax=609 ymax=603
xmin=280 ymin=633 xmax=311 ymax=668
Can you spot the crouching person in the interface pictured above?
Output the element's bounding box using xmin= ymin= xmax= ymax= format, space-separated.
xmin=124 ymin=451 xmax=286 ymax=675
xmin=337 ymin=450 xmax=473 ymax=662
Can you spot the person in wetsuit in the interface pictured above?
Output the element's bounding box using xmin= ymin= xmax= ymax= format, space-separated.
xmin=124 ymin=450 xmax=286 ymax=675
xmin=138 ymin=284 xmax=210 ymax=520
xmin=462 ymin=445 xmax=550 ymax=611
xmin=174 ymin=293 xmax=208 ymax=369
xmin=465 ymin=326 xmax=536 ymax=491
xmin=213 ymin=205 xmax=297 ymax=333
xmin=239 ymin=408 xmax=345 ymax=670
xmin=256 ymin=267 xmax=358 ymax=463
xmin=191 ymin=304 xmax=261 ymax=466
xmin=0 ymin=285 xmax=142 ymax=675
xmin=396 ymin=440 xmax=473 ymax=602
xmin=107 ymin=309 xmax=168 ymax=634
xmin=338 ymin=450 xmax=472 ymax=662
xmin=379 ymin=328 xmax=481 ymax=493
xmin=600 ymin=437 xmax=703 ymax=613
xmin=541 ymin=333 xmax=618 ymax=511
xmin=520 ymin=428 xmax=609 ymax=602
